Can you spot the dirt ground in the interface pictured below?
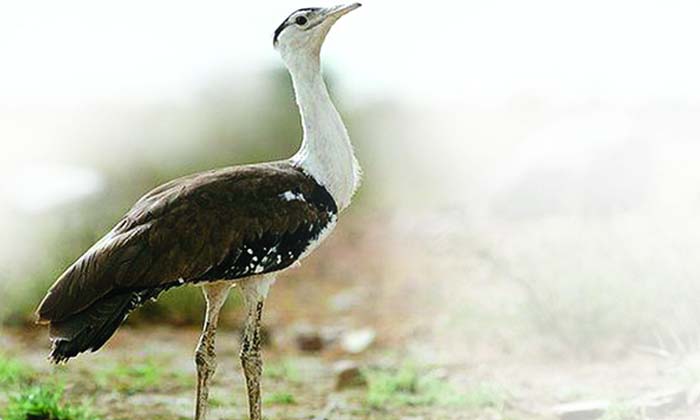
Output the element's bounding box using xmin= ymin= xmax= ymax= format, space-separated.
xmin=2 ymin=324 xmax=699 ymax=420
xmin=2 ymin=213 xmax=700 ymax=420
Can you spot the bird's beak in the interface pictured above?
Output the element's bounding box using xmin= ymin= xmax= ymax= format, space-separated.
xmin=324 ymin=3 xmax=362 ymax=20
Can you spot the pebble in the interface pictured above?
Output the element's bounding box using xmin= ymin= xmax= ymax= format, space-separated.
xmin=334 ymin=360 xmax=366 ymax=390
xmin=340 ymin=328 xmax=376 ymax=354
xmin=294 ymin=324 xmax=324 ymax=352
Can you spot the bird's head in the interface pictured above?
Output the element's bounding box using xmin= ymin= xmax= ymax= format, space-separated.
xmin=274 ymin=3 xmax=361 ymax=63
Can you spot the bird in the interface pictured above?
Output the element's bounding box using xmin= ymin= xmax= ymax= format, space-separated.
xmin=34 ymin=4 xmax=363 ymax=420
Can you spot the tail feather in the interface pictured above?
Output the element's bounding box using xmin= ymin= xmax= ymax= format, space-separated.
xmin=47 ymin=287 xmax=168 ymax=363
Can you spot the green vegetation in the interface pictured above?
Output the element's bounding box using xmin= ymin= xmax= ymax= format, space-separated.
xmin=95 ymin=359 xmax=163 ymax=394
xmin=3 ymin=384 xmax=99 ymax=420
xmin=208 ymin=395 xmax=226 ymax=408
xmin=0 ymin=354 xmax=32 ymax=386
xmin=265 ymin=358 xmax=301 ymax=383
xmin=365 ymin=364 xmax=506 ymax=409
xmin=601 ymin=403 xmax=641 ymax=420
xmin=264 ymin=391 xmax=296 ymax=405
xmin=0 ymin=355 xmax=95 ymax=420
xmin=461 ymin=382 xmax=508 ymax=410
xmin=135 ymin=284 xmax=242 ymax=326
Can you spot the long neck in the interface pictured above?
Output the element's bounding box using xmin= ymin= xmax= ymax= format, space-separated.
xmin=288 ymin=55 xmax=360 ymax=211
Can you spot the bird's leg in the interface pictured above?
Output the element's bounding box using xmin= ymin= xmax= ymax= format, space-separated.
xmin=238 ymin=276 xmax=274 ymax=420
xmin=194 ymin=282 xmax=232 ymax=420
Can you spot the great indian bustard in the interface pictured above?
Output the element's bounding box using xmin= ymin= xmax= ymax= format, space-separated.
xmin=35 ymin=4 xmax=362 ymax=420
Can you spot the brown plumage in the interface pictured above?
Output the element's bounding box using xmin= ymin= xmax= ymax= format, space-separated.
xmin=36 ymin=161 xmax=337 ymax=362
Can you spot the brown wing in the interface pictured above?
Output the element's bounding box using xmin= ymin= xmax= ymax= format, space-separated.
xmin=36 ymin=161 xmax=337 ymax=324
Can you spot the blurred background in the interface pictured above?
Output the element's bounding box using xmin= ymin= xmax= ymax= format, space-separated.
xmin=2 ymin=1 xmax=700 ymax=419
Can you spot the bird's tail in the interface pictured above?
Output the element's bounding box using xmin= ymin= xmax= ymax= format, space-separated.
xmin=47 ymin=288 xmax=165 ymax=363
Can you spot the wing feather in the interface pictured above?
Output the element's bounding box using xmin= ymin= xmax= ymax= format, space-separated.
xmin=36 ymin=162 xmax=337 ymax=323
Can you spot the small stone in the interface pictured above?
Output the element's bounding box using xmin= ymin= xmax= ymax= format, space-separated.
xmin=552 ymin=400 xmax=610 ymax=420
xmin=334 ymin=360 xmax=366 ymax=390
xmin=340 ymin=328 xmax=376 ymax=354
xmin=294 ymin=324 xmax=324 ymax=352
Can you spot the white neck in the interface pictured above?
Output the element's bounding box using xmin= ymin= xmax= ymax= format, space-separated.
xmin=287 ymin=54 xmax=361 ymax=211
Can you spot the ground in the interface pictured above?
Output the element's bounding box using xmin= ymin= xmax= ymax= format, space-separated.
xmin=2 ymin=212 xmax=700 ymax=420
xmin=1 ymin=324 xmax=699 ymax=420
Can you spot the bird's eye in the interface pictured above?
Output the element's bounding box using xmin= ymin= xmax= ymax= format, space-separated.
xmin=295 ymin=16 xmax=308 ymax=26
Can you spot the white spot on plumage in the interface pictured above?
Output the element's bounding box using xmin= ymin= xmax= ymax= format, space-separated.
xmin=279 ymin=190 xmax=306 ymax=202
